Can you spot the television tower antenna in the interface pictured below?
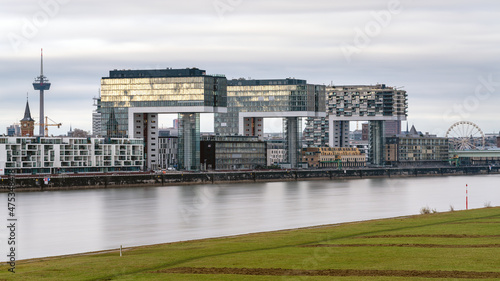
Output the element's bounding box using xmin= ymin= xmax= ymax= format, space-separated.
xmin=33 ymin=48 xmax=51 ymax=136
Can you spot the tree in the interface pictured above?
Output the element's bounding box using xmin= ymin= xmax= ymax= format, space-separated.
xmin=72 ymin=128 xmax=90 ymax=138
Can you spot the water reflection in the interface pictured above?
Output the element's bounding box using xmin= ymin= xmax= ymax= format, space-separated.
xmin=0 ymin=174 xmax=498 ymax=260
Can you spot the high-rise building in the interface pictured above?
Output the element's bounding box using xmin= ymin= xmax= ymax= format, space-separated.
xmin=361 ymin=123 xmax=369 ymax=140
xmin=303 ymin=84 xmax=407 ymax=165
xmin=158 ymin=136 xmax=178 ymax=169
xmin=385 ymin=120 xmax=402 ymax=137
xmin=6 ymin=125 xmax=20 ymax=137
xmin=214 ymin=78 xmax=325 ymax=168
xmin=92 ymin=97 xmax=102 ymax=137
xmin=100 ymin=68 xmax=227 ymax=170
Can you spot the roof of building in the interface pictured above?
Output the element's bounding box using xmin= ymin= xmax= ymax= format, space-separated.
xmin=21 ymin=101 xmax=35 ymax=122
xmin=227 ymin=78 xmax=307 ymax=86
xmin=104 ymin=68 xmax=211 ymax=79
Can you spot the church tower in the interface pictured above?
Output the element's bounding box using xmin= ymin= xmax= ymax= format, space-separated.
xmin=20 ymin=98 xmax=35 ymax=137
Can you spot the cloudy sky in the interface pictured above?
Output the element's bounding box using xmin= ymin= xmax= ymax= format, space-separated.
xmin=1 ymin=0 xmax=499 ymax=136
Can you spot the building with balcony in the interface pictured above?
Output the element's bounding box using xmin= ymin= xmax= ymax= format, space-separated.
xmin=0 ymin=137 xmax=144 ymax=176
xmin=303 ymin=84 xmax=407 ymax=165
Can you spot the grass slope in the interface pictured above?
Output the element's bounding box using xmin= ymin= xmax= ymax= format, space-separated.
xmin=1 ymin=207 xmax=500 ymax=280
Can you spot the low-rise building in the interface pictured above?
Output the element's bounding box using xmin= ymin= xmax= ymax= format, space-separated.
xmin=385 ymin=126 xmax=449 ymax=167
xmin=200 ymin=136 xmax=266 ymax=170
xmin=266 ymin=141 xmax=286 ymax=166
xmin=452 ymin=150 xmax=500 ymax=166
xmin=0 ymin=137 xmax=144 ymax=175
xmin=301 ymin=147 xmax=366 ymax=168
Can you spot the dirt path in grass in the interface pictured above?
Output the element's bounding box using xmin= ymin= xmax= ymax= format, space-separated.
xmin=155 ymin=267 xmax=500 ymax=279
xmin=300 ymin=243 xmax=500 ymax=248
xmin=358 ymin=234 xmax=500 ymax=238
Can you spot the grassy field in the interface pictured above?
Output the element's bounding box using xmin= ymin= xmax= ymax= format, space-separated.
xmin=1 ymin=207 xmax=500 ymax=280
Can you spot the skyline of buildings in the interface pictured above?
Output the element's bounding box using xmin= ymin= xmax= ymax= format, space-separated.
xmin=3 ymin=58 xmax=500 ymax=173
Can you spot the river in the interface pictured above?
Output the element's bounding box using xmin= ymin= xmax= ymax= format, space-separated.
xmin=1 ymin=174 xmax=499 ymax=261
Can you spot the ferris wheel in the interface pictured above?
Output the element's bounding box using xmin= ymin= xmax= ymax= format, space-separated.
xmin=445 ymin=121 xmax=485 ymax=150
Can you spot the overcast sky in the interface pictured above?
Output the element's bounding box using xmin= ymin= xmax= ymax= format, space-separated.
xmin=1 ymin=0 xmax=499 ymax=136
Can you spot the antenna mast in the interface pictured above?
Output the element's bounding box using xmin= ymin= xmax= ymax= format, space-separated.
xmin=33 ymin=48 xmax=51 ymax=136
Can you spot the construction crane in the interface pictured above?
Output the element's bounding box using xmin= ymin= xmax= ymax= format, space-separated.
xmin=35 ymin=116 xmax=62 ymax=137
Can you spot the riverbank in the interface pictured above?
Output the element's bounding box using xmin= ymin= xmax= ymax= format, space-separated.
xmin=1 ymin=165 xmax=498 ymax=192
xmin=1 ymin=207 xmax=499 ymax=280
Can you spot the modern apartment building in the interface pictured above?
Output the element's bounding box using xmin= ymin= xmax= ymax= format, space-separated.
xmin=0 ymin=137 xmax=144 ymax=176
xmin=304 ymin=84 xmax=407 ymax=165
xmin=158 ymin=136 xmax=178 ymax=170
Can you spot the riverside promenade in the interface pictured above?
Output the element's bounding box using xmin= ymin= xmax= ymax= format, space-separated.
xmin=1 ymin=166 xmax=498 ymax=192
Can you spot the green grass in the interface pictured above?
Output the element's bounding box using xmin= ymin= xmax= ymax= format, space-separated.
xmin=1 ymin=207 xmax=500 ymax=280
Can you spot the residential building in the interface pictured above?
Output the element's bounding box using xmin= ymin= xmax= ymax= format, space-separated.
xmin=158 ymin=136 xmax=178 ymax=169
xmin=303 ymin=84 xmax=407 ymax=165
xmin=385 ymin=126 xmax=449 ymax=167
xmin=267 ymin=140 xmax=286 ymax=166
xmin=301 ymin=147 xmax=366 ymax=168
xmin=0 ymin=137 xmax=144 ymax=176
xmin=200 ymin=135 xmax=266 ymax=170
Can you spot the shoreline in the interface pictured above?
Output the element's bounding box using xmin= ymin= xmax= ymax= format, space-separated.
xmin=1 ymin=165 xmax=499 ymax=192
xmin=2 ymin=207 xmax=499 ymax=280
xmin=14 ymin=212 xmax=422 ymax=263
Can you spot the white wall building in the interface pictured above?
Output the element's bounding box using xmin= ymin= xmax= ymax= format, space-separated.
xmin=0 ymin=137 xmax=144 ymax=176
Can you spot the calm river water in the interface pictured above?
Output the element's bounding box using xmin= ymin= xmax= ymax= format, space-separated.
xmin=1 ymin=174 xmax=499 ymax=260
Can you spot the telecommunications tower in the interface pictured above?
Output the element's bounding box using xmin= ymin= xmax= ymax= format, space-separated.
xmin=32 ymin=48 xmax=51 ymax=136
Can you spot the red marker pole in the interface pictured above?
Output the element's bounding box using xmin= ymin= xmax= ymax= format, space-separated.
xmin=466 ymin=184 xmax=468 ymax=210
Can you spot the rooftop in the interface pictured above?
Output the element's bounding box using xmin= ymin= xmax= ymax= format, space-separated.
xmin=228 ymin=78 xmax=307 ymax=86
xmin=104 ymin=68 xmax=210 ymax=79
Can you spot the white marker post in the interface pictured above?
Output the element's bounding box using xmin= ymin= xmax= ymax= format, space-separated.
xmin=466 ymin=184 xmax=468 ymax=210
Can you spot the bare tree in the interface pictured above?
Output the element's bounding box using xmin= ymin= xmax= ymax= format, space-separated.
xmin=72 ymin=128 xmax=90 ymax=138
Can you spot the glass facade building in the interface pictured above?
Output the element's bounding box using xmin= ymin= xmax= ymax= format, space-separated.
xmin=215 ymin=79 xmax=325 ymax=136
xmin=214 ymin=78 xmax=325 ymax=168
xmin=200 ymin=136 xmax=266 ymax=170
xmin=100 ymin=68 xmax=227 ymax=170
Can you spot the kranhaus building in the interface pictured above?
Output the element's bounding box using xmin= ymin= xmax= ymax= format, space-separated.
xmin=100 ymin=68 xmax=227 ymax=171
xmin=214 ymin=78 xmax=326 ymax=168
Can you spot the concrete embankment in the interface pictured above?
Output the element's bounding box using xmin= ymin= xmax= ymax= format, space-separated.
xmin=1 ymin=166 xmax=498 ymax=192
